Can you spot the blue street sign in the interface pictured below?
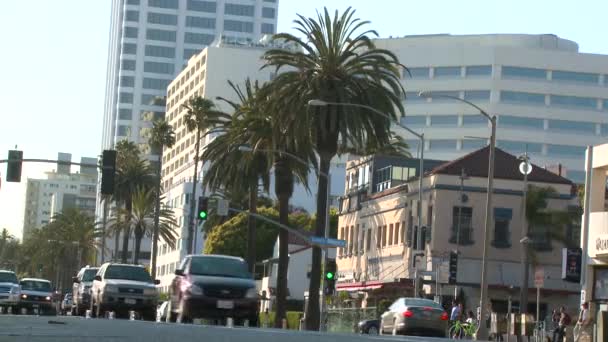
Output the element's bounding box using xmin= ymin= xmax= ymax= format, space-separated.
xmin=310 ymin=236 xmax=347 ymax=248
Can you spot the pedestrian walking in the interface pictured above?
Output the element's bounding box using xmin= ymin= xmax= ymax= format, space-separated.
xmin=450 ymin=301 xmax=463 ymax=339
xmin=552 ymin=306 xmax=571 ymax=342
xmin=574 ymin=302 xmax=592 ymax=342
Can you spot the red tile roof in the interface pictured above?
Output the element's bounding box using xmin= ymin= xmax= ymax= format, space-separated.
xmin=429 ymin=146 xmax=572 ymax=185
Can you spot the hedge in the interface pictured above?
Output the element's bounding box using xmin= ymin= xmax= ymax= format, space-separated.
xmin=259 ymin=311 xmax=303 ymax=329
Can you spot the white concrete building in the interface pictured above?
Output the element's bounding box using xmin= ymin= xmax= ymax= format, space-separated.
xmin=99 ymin=0 xmax=279 ymax=262
xmin=155 ymin=40 xmax=346 ymax=289
xmin=375 ymin=34 xmax=608 ymax=184
xmin=22 ymin=154 xmax=98 ymax=240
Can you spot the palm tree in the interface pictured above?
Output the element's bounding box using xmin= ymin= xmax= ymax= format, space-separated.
xmin=182 ymin=96 xmax=230 ymax=254
xmin=263 ymin=7 xmax=406 ymax=329
xmin=147 ymin=119 xmax=176 ymax=278
xmin=113 ymin=141 xmax=155 ymax=263
xmin=204 ymin=80 xmax=271 ymax=272
xmin=129 ymin=187 xmax=178 ymax=264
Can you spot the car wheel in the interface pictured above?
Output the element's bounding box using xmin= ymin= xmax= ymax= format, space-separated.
xmin=142 ymin=308 xmax=156 ymax=321
xmin=367 ymin=326 xmax=379 ymax=335
xmin=248 ymin=315 xmax=258 ymax=328
xmin=176 ymin=299 xmax=191 ymax=324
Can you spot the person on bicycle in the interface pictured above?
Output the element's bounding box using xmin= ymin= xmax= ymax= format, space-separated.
xmin=450 ymin=301 xmax=463 ymax=338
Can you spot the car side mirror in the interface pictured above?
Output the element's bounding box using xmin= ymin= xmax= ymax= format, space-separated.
xmin=154 ymin=279 xmax=161 ymax=285
xmin=174 ymin=269 xmax=184 ymax=276
xmin=72 ymin=276 xmax=80 ymax=283
xmin=94 ymin=275 xmax=102 ymax=281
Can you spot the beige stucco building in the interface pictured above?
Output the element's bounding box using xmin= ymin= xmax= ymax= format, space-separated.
xmin=336 ymin=147 xmax=581 ymax=317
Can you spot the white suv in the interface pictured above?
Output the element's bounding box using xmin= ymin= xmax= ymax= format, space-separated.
xmin=0 ymin=270 xmax=20 ymax=311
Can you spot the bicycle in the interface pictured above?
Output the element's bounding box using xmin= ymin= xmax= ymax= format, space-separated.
xmin=449 ymin=320 xmax=478 ymax=339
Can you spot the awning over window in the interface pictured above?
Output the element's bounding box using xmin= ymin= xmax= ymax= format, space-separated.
xmin=336 ymin=280 xmax=384 ymax=292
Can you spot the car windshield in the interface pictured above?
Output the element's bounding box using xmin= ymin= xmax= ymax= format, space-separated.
xmin=189 ymin=256 xmax=250 ymax=278
xmin=105 ymin=265 xmax=152 ymax=282
xmin=82 ymin=269 xmax=98 ymax=282
xmin=20 ymin=280 xmax=52 ymax=292
xmin=0 ymin=272 xmax=18 ymax=284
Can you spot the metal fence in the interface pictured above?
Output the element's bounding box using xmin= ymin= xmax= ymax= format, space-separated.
xmin=326 ymin=307 xmax=378 ymax=334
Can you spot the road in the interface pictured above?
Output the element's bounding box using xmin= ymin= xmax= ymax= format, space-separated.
xmin=0 ymin=315 xmax=461 ymax=342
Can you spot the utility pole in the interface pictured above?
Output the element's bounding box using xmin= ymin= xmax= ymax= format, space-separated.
xmin=454 ymin=168 xmax=469 ymax=298
xmin=519 ymin=150 xmax=532 ymax=314
xmin=186 ymin=129 xmax=201 ymax=255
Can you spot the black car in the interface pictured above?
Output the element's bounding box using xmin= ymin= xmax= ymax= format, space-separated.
xmin=358 ymin=319 xmax=380 ymax=334
xmin=168 ymin=255 xmax=259 ymax=325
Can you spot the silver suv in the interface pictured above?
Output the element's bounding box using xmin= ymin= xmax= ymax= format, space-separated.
xmin=90 ymin=263 xmax=159 ymax=320
xmin=0 ymin=270 xmax=20 ymax=311
xmin=71 ymin=266 xmax=98 ymax=316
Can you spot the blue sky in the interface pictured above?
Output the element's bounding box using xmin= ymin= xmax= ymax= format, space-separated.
xmin=1 ymin=0 xmax=606 ymax=238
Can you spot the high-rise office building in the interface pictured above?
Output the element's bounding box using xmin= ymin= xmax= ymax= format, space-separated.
xmin=375 ymin=34 xmax=608 ymax=183
xmin=98 ymin=0 xmax=279 ymax=262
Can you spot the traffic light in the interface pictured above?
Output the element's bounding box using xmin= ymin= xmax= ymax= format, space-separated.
xmin=448 ymin=251 xmax=458 ymax=285
xmin=197 ymin=196 xmax=209 ymax=221
xmin=6 ymin=150 xmax=23 ymax=182
xmin=100 ymin=150 xmax=117 ymax=195
xmin=324 ymin=259 xmax=336 ymax=295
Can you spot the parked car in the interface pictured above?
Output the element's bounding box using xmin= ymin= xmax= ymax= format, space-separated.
xmin=379 ymin=297 xmax=448 ymax=337
xmin=71 ymin=266 xmax=99 ymax=316
xmin=0 ymin=270 xmax=20 ymax=312
xmin=157 ymin=301 xmax=168 ymax=322
xmin=60 ymin=294 xmax=73 ymax=315
xmin=358 ymin=318 xmax=380 ymax=334
xmin=90 ymin=263 xmax=159 ymax=320
xmin=168 ymin=255 xmax=259 ymax=325
xmin=18 ymin=278 xmax=55 ymax=315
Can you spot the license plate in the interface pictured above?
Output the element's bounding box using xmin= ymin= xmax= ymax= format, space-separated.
xmin=124 ymin=298 xmax=136 ymax=305
xmin=217 ymin=300 xmax=234 ymax=309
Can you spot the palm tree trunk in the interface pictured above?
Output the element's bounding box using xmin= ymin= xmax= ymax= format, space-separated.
xmin=133 ymin=229 xmax=143 ymax=264
xmin=114 ymin=227 xmax=120 ymax=261
xmin=274 ymin=194 xmax=289 ymax=328
xmin=246 ymin=187 xmax=257 ymax=274
xmin=121 ymin=201 xmax=132 ymax=263
xmin=304 ymin=155 xmax=331 ymax=331
xmin=151 ymin=153 xmax=163 ymax=278
xmin=187 ymin=129 xmax=201 ymax=254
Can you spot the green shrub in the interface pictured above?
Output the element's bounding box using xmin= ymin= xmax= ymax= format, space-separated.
xmin=258 ymin=311 xmax=303 ymax=329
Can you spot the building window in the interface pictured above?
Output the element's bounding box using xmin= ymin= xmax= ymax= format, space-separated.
xmin=261 ymin=23 xmax=274 ymax=34
xmin=388 ymin=224 xmax=394 ymax=246
xmin=366 ymin=229 xmax=371 ymax=251
xmin=500 ymin=91 xmax=545 ymax=105
xmin=548 ymin=119 xmax=596 ymax=134
xmin=450 ymin=206 xmax=473 ymax=245
xmin=187 ymin=0 xmax=216 ymax=12
xmin=224 ymin=3 xmax=254 ymax=16
xmin=147 ymin=12 xmax=178 ymax=25
xmin=224 ymin=20 xmax=253 ymax=33
xmin=429 ymin=139 xmax=457 ymax=150
xmin=394 ymin=222 xmax=400 ymax=245
xmin=117 ymin=125 xmax=131 ymax=137
xmin=122 ymin=42 xmax=137 ymax=54
xmin=546 ymin=144 xmax=586 ymax=157
xmin=262 ymin=7 xmax=275 ymax=18
xmin=499 ymin=115 xmax=544 ymax=130
xmin=127 ymin=0 xmax=140 ymax=4
xmin=402 ymin=116 xmax=426 ymax=126
xmin=144 ymin=61 xmax=174 ymax=75
xmin=497 ymin=140 xmax=542 ymax=154
xmin=429 ymin=91 xmax=461 ymax=101
xmin=552 ymin=70 xmax=599 ymax=85
xmin=502 ymin=66 xmax=546 ymax=80
xmin=184 ymin=32 xmax=215 ymax=44
xmin=125 ymin=10 xmax=139 ymax=22
xmin=464 ymin=90 xmax=491 ymax=101
xmin=461 ymin=138 xmax=486 ymax=150
xmin=381 ymin=225 xmax=387 ymax=247
xmin=148 ymin=0 xmax=179 ymax=9
xmin=461 ymin=114 xmax=487 ymax=127
xmin=141 ymin=94 xmax=165 ymax=106
xmin=118 ymin=109 xmax=132 ymax=120
xmin=121 ymin=59 xmax=136 ymax=71
xmin=529 ymin=225 xmax=552 ymax=251
xmin=186 ymin=16 xmax=215 ymax=28
xmin=466 ymin=65 xmax=492 ymax=77
xmin=405 ymin=67 xmax=429 ymax=79
xmin=145 ymin=45 xmax=175 ymax=58
xmin=404 ymin=92 xmax=425 ymax=102
xmin=550 ymin=95 xmax=597 ymax=110
xmin=146 ymin=28 xmax=177 ymax=42
xmin=492 ymin=208 xmax=512 ymax=248
xmin=143 ymin=78 xmax=171 ymax=90
xmin=430 ymin=115 xmax=458 ymax=126
xmin=376 ymin=226 xmax=381 ymax=249
xmin=120 ymin=76 xmax=135 ymax=88
xmin=124 ymin=26 xmax=138 ymax=38
xmin=434 ymin=66 xmax=461 ymax=78
xmin=119 ymin=92 xmax=133 ymax=104
xmin=184 ymin=49 xmax=200 ymax=60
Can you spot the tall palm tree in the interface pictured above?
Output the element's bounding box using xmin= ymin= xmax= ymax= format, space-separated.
xmin=147 ymin=119 xmax=176 ymax=278
xmin=182 ymin=97 xmax=230 ymax=254
xmin=263 ymin=7 xmax=406 ymax=329
xmin=129 ymin=187 xmax=178 ymax=264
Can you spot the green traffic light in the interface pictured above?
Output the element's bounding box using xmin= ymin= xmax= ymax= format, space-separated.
xmin=199 ymin=211 xmax=207 ymax=219
xmin=326 ymin=272 xmax=334 ymax=280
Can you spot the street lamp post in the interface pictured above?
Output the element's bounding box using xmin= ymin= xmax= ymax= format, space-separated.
xmin=307 ymin=99 xmax=426 ymax=297
xmin=518 ymin=151 xmax=532 ymax=316
xmin=238 ymin=145 xmax=332 ymax=328
xmin=419 ymin=91 xmax=496 ymax=340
